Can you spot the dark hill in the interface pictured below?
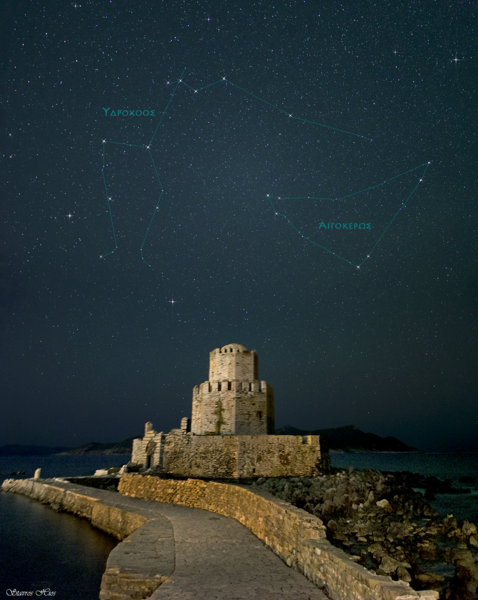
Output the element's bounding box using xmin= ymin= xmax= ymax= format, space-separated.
xmin=56 ymin=437 xmax=138 ymax=456
xmin=275 ymin=425 xmax=420 ymax=453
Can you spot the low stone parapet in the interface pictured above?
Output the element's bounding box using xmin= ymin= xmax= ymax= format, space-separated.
xmin=1 ymin=478 xmax=174 ymax=600
xmin=119 ymin=474 xmax=438 ymax=600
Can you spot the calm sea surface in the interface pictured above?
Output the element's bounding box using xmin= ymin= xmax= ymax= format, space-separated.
xmin=1 ymin=453 xmax=477 ymax=599
xmin=0 ymin=456 xmax=128 ymax=600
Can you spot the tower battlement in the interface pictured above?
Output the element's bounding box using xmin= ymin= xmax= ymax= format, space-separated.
xmin=192 ymin=344 xmax=274 ymax=435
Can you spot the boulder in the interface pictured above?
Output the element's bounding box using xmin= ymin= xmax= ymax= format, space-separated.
xmin=455 ymin=558 xmax=478 ymax=592
xmin=397 ymin=565 xmax=412 ymax=582
xmin=376 ymin=498 xmax=393 ymax=512
xmin=378 ymin=555 xmax=402 ymax=575
xmin=462 ymin=520 xmax=477 ymax=536
xmin=415 ymin=572 xmax=445 ymax=589
xmin=451 ymin=549 xmax=473 ymax=563
xmin=469 ymin=535 xmax=478 ymax=547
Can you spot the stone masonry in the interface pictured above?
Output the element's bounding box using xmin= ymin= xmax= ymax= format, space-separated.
xmin=131 ymin=343 xmax=327 ymax=478
xmin=192 ymin=343 xmax=275 ymax=435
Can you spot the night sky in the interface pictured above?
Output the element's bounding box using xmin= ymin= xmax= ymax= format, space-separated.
xmin=2 ymin=0 xmax=477 ymax=452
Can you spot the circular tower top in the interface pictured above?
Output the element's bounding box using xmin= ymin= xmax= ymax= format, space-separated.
xmin=220 ymin=343 xmax=248 ymax=353
xmin=209 ymin=343 xmax=258 ymax=381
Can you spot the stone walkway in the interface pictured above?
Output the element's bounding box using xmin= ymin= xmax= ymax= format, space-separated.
xmin=149 ymin=503 xmax=327 ymax=600
xmin=45 ymin=480 xmax=329 ymax=599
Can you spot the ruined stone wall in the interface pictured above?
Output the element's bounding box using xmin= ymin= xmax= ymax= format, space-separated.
xmin=132 ymin=439 xmax=142 ymax=464
xmin=162 ymin=430 xmax=239 ymax=478
xmin=237 ymin=435 xmax=322 ymax=478
xmin=119 ymin=475 xmax=432 ymax=600
xmin=160 ymin=433 xmax=323 ymax=478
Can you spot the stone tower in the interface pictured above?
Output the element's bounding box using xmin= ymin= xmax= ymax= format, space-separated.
xmin=191 ymin=343 xmax=274 ymax=435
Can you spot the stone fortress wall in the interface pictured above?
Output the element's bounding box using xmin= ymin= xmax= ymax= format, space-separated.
xmin=161 ymin=428 xmax=323 ymax=478
xmin=131 ymin=343 xmax=327 ymax=478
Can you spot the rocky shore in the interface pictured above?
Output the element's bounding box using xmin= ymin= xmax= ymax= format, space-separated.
xmin=251 ymin=469 xmax=478 ymax=600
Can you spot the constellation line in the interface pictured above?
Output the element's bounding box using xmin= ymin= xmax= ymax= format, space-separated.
xmin=268 ymin=162 xmax=430 ymax=268
xmin=98 ymin=68 xmax=422 ymax=268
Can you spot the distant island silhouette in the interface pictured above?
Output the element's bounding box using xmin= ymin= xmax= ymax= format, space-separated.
xmin=275 ymin=424 xmax=420 ymax=453
xmin=0 ymin=425 xmax=419 ymax=456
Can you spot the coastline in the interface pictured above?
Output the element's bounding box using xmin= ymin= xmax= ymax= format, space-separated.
xmin=2 ymin=476 xmax=435 ymax=600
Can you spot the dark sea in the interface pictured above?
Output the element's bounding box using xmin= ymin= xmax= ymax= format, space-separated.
xmin=0 ymin=456 xmax=128 ymax=600
xmin=1 ymin=453 xmax=477 ymax=599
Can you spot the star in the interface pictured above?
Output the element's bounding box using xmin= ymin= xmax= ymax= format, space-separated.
xmin=169 ymin=298 xmax=177 ymax=306
xmin=451 ymin=55 xmax=460 ymax=63
xmin=65 ymin=213 xmax=73 ymax=220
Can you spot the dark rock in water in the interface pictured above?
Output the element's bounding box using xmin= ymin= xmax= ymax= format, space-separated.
xmin=415 ymin=572 xmax=446 ymax=590
xmin=458 ymin=476 xmax=476 ymax=485
xmin=445 ymin=581 xmax=475 ymax=600
xmin=462 ymin=521 xmax=477 ymax=537
xmin=454 ymin=559 xmax=478 ymax=597
xmin=397 ymin=565 xmax=412 ymax=582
